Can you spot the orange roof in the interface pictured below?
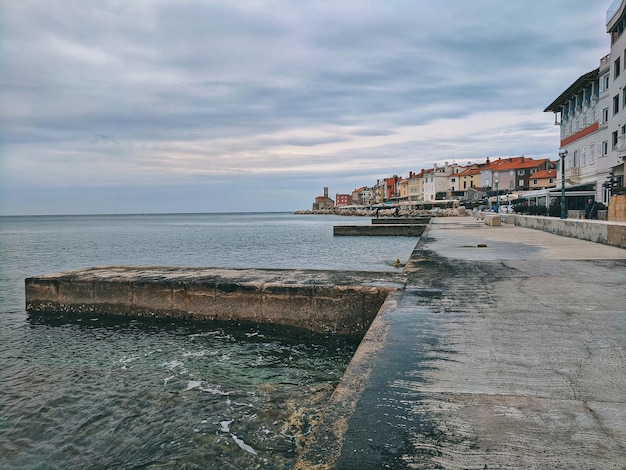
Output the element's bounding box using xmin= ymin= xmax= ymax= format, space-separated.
xmin=486 ymin=156 xmax=548 ymax=171
xmin=457 ymin=167 xmax=481 ymax=177
xmin=532 ymin=169 xmax=556 ymax=179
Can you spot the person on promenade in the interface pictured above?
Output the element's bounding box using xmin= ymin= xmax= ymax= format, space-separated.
xmin=585 ymin=198 xmax=598 ymax=219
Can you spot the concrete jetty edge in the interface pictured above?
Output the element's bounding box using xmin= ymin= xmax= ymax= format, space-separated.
xmin=25 ymin=266 xmax=405 ymax=337
xmin=333 ymin=224 xmax=427 ymax=236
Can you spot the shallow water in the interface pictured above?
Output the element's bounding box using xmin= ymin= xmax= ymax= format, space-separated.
xmin=0 ymin=213 xmax=417 ymax=468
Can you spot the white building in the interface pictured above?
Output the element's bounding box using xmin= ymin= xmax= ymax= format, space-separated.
xmin=422 ymin=162 xmax=465 ymax=201
xmin=544 ymin=58 xmax=611 ymax=204
xmin=545 ymin=1 xmax=626 ymax=207
xmin=606 ymin=0 xmax=626 ymax=194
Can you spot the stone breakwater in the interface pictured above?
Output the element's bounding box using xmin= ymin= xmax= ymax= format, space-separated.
xmin=295 ymin=207 xmax=465 ymax=217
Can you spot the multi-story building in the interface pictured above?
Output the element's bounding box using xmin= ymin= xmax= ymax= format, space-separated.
xmin=398 ymin=178 xmax=409 ymax=200
xmin=606 ymin=0 xmax=626 ymax=195
xmin=423 ymin=162 xmax=454 ymax=201
xmin=447 ymin=164 xmax=466 ymax=194
xmin=544 ymin=58 xmax=611 ymax=204
xmin=484 ymin=156 xmax=554 ymax=192
xmin=383 ymin=175 xmax=403 ymax=201
xmin=457 ymin=165 xmax=482 ymax=192
xmin=351 ymin=186 xmax=373 ymax=205
xmin=373 ymin=179 xmax=386 ymax=204
xmin=335 ymin=193 xmax=351 ymax=206
xmin=544 ymin=0 xmax=626 ymax=207
xmin=407 ymin=170 xmax=426 ymax=202
xmin=529 ymin=169 xmax=557 ymax=190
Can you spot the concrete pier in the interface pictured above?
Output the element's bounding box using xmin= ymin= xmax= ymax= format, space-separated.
xmin=298 ymin=217 xmax=626 ymax=469
xmin=333 ymin=224 xmax=426 ymax=236
xmin=371 ymin=217 xmax=431 ymax=225
xmin=25 ymin=266 xmax=404 ymax=337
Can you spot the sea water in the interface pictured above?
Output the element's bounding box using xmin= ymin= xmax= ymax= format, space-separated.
xmin=0 ymin=213 xmax=417 ymax=469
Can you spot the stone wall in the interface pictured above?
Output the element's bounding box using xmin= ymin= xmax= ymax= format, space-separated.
xmin=609 ymin=194 xmax=626 ymax=222
xmin=511 ymin=215 xmax=626 ymax=248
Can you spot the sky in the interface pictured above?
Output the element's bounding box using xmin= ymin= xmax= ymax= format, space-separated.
xmin=0 ymin=0 xmax=612 ymax=215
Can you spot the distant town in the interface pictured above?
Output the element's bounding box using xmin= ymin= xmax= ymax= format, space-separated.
xmin=308 ymin=0 xmax=626 ymax=221
xmin=310 ymin=155 xmax=558 ymax=213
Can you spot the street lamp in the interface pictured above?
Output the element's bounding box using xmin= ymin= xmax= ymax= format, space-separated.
xmin=558 ymin=148 xmax=568 ymax=219
xmin=495 ymin=180 xmax=499 ymax=213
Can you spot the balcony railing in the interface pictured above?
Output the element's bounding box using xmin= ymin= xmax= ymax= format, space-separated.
xmin=566 ymin=167 xmax=580 ymax=177
xmin=607 ymin=0 xmax=622 ymax=23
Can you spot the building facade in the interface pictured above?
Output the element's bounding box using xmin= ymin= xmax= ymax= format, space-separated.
xmin=335 ymin=193 xmax=351 ymax=206
xmin=606 ymin=0 xmax=626 ymax=196
xmin=544 ymin=0 xmax=626 ymax=206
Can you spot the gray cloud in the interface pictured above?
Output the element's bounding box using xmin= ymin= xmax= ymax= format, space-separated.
xmin=0 ymin=0 xmax=610 ymax=214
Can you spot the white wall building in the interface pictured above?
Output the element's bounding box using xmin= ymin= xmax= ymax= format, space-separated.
xmin=545 ymin=1 xmax=626 ymax=206
xmin=544 ymin=58 xmax=611 ymax=204
xmin=606 ymin=0 xmax=626 ymax=195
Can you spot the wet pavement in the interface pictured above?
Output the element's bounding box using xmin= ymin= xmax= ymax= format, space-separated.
xmin=298 ymin=217 xmax=626 ymax=469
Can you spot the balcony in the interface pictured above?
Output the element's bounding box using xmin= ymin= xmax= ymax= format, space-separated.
xmin=565 ymin=166 xmax=581 ymax=184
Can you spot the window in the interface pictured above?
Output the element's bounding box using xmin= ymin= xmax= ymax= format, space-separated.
xmin=549 ymin=178 xmax=554 ymax=184
xmin=614 ymin=94 xmax=620 ymax=115
xmin=612 ymin=130 xmax=618 ymax=149
xmin=615 ymin=57 xmax=621 ymax=78
xmin=605 ymin=75 xmax=610 ymax=90
xmin=530 ymin=168 xmax=537 ymax=174
xmin=532 ymin=179 xmax=538 ymax=185
xmin=623 ymin=89 xmax=626 ymax=107
xmin=517 ymin=169 xmax=525 ymax=175
xmin=518 ymin=179 xmax=524 ymax=187
xmin=603 ymin=107 xmax=609 ymax=123
xmin=603 ymin=140 xmax=609 ymax=155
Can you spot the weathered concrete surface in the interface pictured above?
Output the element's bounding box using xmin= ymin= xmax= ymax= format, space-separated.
xmin=25 ymin=266 xmax=404 ymax=337
xmin=371 ymin=217 xmax=431 ymax=225
xmin=510 ymin=214 xmax=626 ymax=248
xmin=483 ymin=214 xmax=501 ymax=226
xmin=298 ymin=217 xmax=626 ymax=469
xmin=333 ymin=224 xmax=426 ymax=236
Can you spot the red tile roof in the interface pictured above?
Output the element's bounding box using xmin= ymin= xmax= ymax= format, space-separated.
xmin=532 ymin=169 xmax=556 ymax=179
xmin=485 ymin=156 xmax=548 ymax=171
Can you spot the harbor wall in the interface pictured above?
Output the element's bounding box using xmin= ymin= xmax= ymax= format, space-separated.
xmin=371 ymin=217 xmax=431 ymax=225
xmin=503 ymin=214 xmax=626 ymax=248
xmin=333 ymin=224 xmax=426 ymax=236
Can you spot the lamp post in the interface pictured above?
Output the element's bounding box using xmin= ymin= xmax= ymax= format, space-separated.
xmin=495 ymin=180 xmax=499 ymax=213
xmin=558 ymin=148 xmax=568 ymax=219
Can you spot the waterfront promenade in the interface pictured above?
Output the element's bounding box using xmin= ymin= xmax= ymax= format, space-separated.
xmin=298 ymin=216 xmax=626 ymax=469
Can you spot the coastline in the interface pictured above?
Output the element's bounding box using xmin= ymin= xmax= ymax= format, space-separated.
xmin=295 ymin=207 xmax=465 ymax=217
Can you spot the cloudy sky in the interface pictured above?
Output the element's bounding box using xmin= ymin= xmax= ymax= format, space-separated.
xmin=0 ymin=0 xmax=611 ymax=215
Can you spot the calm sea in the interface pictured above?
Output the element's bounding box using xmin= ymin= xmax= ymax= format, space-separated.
xmin=0 ymin=212 xmax=418 ymax=469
